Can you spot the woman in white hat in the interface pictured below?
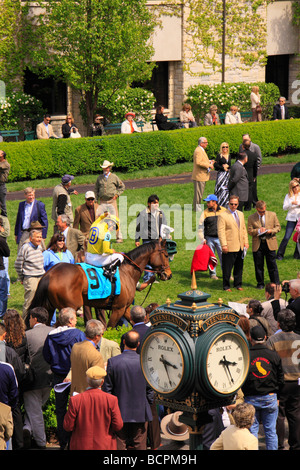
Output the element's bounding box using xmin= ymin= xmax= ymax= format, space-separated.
xmin=121 ymin=112 xmax=140 ymax=134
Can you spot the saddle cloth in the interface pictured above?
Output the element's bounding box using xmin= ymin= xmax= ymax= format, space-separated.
xmin=78 ymin=263 xmax=121 ymax=300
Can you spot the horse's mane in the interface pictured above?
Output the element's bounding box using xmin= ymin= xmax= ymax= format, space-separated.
xmin=123 ymin=240 xmax=157 ymax=265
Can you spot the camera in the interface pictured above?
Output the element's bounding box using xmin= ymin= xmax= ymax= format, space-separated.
xmin=282 ymin=282 xmax=290 ymax=294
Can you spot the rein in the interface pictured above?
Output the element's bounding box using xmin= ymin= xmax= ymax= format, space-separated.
xmin=116 ymin=247 xmax=169 ymax=276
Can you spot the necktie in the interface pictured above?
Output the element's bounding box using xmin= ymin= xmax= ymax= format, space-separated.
xmin=281 ymin=106 xmax=284 ymax=120
xmin=234 ymin=211 xmax=239 ymax=228
xmin=260 ymin=215 xmax=265 ymax=227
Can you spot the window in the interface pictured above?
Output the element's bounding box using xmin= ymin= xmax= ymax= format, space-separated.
xmin=24 ymin=69 xmax=67 ymax=115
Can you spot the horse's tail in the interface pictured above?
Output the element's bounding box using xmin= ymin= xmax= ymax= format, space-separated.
xmin=27 ymin=274 xmax=54 ymax=326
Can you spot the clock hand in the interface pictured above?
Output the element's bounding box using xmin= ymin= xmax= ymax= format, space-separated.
xmin=219 ymin=356 xmax=235 ymax=383
xmin=159 ymin=355 xmax=178 ymax=369
xmin=160 ymin=355 xmax=172 ymax=386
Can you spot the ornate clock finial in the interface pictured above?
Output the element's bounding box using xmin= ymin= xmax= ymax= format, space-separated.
xmin=191 ymin=271 xmax=197 ymax=290
xmin=218 ymin=298 xmax=223 ymax=306
xmin=166 ymin=298 xmax=171 ymax=307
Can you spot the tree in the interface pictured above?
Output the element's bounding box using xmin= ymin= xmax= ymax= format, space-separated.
xmin=0 ymin=0 xmax=31 ymax=93
xmin=164 ymin=0 xmax=270 ymax=81
xmin=29 ymin=0 xmax=158 ymax=128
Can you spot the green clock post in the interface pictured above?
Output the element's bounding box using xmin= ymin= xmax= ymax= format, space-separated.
xmin=140 ymin=272 xmax=250 ymax=450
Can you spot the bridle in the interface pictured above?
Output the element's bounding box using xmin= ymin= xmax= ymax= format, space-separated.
xmin=116 ymin=245 xmax=170 ymax=278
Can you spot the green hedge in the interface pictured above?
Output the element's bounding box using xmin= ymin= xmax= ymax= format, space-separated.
xmin=1 ymin=119 xmax=300 ymax=181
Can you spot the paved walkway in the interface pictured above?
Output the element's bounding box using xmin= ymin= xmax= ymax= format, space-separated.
xmin=6 ymin=162 xmax=296 ymax=201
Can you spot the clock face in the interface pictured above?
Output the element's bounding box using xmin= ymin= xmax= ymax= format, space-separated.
xmin=141 ymin=331 xmax=184 ymax=394
xmin=206 ymin=332 xmax=249 ymax=395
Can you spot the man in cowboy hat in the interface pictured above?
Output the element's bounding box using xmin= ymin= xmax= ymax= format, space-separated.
xmin=95 ymin=161 xmax=125 ymax=242
xmin=121 ymin=112 xmax=140 ymax=134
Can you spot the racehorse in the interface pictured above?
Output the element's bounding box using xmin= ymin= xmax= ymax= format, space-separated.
xmin=27 ymin=239 xmax=172 ymax=328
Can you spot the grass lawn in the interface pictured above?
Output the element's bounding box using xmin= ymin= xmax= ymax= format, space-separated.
xmin=6 ymin=165 xmax=299 ymax=336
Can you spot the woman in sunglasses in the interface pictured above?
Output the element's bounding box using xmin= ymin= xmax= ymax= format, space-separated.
xmin=43 ymin=233 xmax=74 ymax=272
xmin=214 ymin=142 xmax=231 ymax=208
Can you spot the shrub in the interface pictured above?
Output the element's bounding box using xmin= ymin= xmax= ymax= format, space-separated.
xmin=1 ymin=119 xmax=300 ymax=181
xmin=186 ymin=82 xmax=280 ymax=122
xmin=80 ymin=87 xmax=156 ymax=125
xmin=0 ymin=91 xmax=44 ymax=131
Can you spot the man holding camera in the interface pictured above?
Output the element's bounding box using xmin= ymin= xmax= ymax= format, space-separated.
xmin=0 ymin=150 xmax=10 ymax=218
xmin=273 ymin=280 xmax=300 ymax=333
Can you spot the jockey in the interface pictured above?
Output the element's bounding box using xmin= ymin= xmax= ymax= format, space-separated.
xmin=85 ymin=212 xmax=124 ymax=269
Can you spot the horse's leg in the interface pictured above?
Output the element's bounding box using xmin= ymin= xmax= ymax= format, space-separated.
xmin=107 ymin=307 xmax=127 ymax=329
xmin=123 ymin=306 xmax=132 ymax=324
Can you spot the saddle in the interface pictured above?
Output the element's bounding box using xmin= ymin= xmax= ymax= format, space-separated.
xmin=77 ymin=262 xmax=121 ymax=300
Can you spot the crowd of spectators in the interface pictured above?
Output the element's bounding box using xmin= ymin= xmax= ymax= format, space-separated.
xmin=0 ymin=111 xmax=299 ymax=451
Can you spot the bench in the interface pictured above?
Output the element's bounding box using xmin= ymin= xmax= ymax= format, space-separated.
xmin=219 ymin=111 xmax=252 ymax=124
xmin=0 ymin=129 xmax=20 ymax=142
xmin=24 ymin=130 xmax=36 ymax=141
xmin=104 ymin=121 xmax=144 ymax=133
xmin=150 ymin=117 xmax=181 ymax=131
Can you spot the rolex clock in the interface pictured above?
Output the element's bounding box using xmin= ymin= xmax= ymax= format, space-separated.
xmin=141 ymin=324 xmax=195 ymax=400
xmin=195 ymin=323 xmax=250 ymax=399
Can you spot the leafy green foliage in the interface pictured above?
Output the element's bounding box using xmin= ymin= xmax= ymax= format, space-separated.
xmin=0 ymin=91 xmax=44 ymax=131
xmin=1 ymin=119 xmax=300 ymax=181
xmin=186 ymin=82 xmax=280 ymax=121
xmin=30 ymin=0 xmax=158 ymax=127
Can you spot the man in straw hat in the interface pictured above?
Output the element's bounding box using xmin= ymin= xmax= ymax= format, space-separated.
xmin=63 ymin=366 xmax=123 ymax=450
xmin=95 ymin=160 xmax=125 ymax=242
xmin=121 ymin=112 xmax=140 ymax=134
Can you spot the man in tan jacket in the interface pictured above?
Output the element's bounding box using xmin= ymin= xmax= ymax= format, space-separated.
xmin=217 ymin=194 xmax=249 ymax=291
xmin=248 ymin=200 xmax=281 ymax=289
xmin=36 ymin=114 xmax=58 ymax=139
xmin=192 ymin=137 xmax=215 ymax=211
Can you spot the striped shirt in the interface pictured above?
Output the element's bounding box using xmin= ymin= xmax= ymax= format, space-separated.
xmin=267 ymin=331 xmax=300 ymax=382
xmin=14 ymin=241 xmax=45 ymax=280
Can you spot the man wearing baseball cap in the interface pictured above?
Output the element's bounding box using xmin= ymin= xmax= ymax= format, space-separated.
xmin=74 ymin=190 xmax=99 ymax=236
xmin=197 ymin=194 xmax=226 ymax=279
xmin=95 ymin=161 xmax=125 ymax=242
xmin=52 ymin=174 xmax=78 ymax=228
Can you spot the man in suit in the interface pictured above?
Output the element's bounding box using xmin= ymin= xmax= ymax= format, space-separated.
xmin=239 ymin=134 xmax=262 ymax=206
xmin=102 ymin=330 xmax=153 ymax=450
xmin=67 ymin=319 xmax=105 ymax=396
xmin=228 ymin=153 xmax=249 ymax=211
xmin=273 ymin=97 xmax=290 ymax=120
xmin=248 ymin=200 xmax=281 ymax=289
xmin=217 ymin=194 xmax=249 ymax=291
xmin=120 ymin=305 xmax=149 ymax=353
xmin=23 ymin=307 xmax=54 ymax=449
xmin=36 ymin=114 xmax=58 ymax=139
xmin=56 ymin=214 xmax=85 ymax=260
xmin=192 ymin=137 xmax=215 ymax=211
xmin=73 ymin=190 xmax=99 ymax=236
xmin=242 ymin=138 xmax=258 ymax=210
xmin=14 ymin=187 xmax=48 ymax=250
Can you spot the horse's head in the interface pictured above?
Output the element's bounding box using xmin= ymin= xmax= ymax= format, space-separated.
xmin=148 ymin=239 xmax=172 ymax=281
